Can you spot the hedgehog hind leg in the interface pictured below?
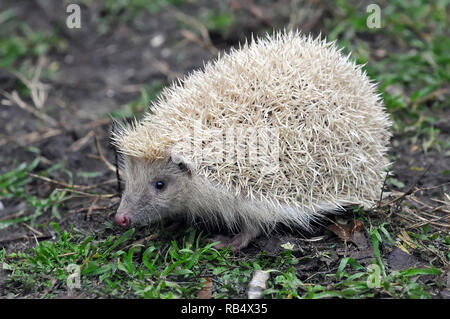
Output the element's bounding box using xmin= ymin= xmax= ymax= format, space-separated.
xmin=208 ymin=229 xmax=260 ymax=252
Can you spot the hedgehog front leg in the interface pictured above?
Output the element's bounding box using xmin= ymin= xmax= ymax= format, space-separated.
xmin=209 ymin=229 xmax=260 ymax=252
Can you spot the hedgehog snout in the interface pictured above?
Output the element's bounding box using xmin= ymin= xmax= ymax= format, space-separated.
xmin=115 ymin=211 xmax=131 ymax=227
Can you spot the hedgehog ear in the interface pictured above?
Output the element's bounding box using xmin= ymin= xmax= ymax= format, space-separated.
xmin=170 ymin=155 xmax=192 ymax=177
xmin=177 ymin=161 xmax=192 ymax=177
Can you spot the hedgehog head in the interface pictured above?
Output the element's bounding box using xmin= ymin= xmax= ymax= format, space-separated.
xmin=114 ymin=154 xmax=193 ymax=228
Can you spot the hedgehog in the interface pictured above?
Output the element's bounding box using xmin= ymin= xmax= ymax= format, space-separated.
xmin=112 ymin=31 xmax=392 ymax=251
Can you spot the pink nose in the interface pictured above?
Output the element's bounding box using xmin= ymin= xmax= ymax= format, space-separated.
xmin=115 ymin=212 xmax=130 ymax=227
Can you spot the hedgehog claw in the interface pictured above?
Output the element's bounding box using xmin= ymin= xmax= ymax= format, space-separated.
xmin=208 ymin=232 xmax=256 ymax=252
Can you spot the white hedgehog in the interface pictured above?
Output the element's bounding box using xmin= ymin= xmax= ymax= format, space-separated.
xmin=112 ymin=31 xmax=392 ymax=251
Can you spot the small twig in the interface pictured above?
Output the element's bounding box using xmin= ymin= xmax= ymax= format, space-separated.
xmin=0 ymin=89 xmax=57 ymax=126
xmin=378 ymin=171 xmax=390 ymax=208
xmin=171 ymin=8 xmax=218 ymax=55
xmin=27 ymin=173 xmax=115 ymax=191
xmin=380 ymin=165 xmax=432 ymax=208
xmin=9 ymin=69 xmax=49 ymax=91
xmin=55 ymin=188 xmax=117 ymax=199
xmin=0 ymin=207 xmax=26 ymax=222
xmin=123 ymin=233 xmax=160 ymax=250
xmin=27 ymin=173 xmax=75 ymax=189
xmin=22 ymin=223 xmax=45 ymax=237
xmin=180 ymin=30 xmax=218 ymax=56
xmin=94 ymin=134 xmax=116 ymax=172
xmin=30 ymin=56 xmax=49 ymax=109
xmin=298 ymin=236 xmax=327 ymax=242
xmin=403 ymin=209 xmax=450 ymax=229
xmin=408 ymin=195 xmax=450 ymax=218
xmin=69 ymin=204 xmax=116 ymax=214
xmin=58 ymin=252 xmax=78 ymax=257
xmin=298 ymin=4 xmax=327 ymax=33
xmin=410 ymin=87 xmax=450 ymax=109
xmin=0 ymin=234 xmax=52 ymax=245
xmin=69 ymin=130 xmax=95 ymax=152
xmin=0 ymin=127 xmax=62 ymax=146
xmin=406 ymin=217 xmax=450 ymax=230
xmin=0 ymin=118 xmax=111 ymax=146
xmin=229 ymin=0 xmax=273 ymax=27
xmin=151 ymin=59 xmax=182 ymax=81
xmin=87 ymin=196 xmax=100 ymax=219
xmin=80 ymin=178 xmax=117 ymax=191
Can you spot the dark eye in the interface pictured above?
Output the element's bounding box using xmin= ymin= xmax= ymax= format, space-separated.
xmin=155 ymin=181 xmax=165 ymax=190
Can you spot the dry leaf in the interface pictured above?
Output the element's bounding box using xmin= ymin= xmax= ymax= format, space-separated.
xmin=395 ymin=242 xmax=411 ymax=255
xmin=197 ymin=277 xmax=212 ymax=299
xmin=327 ymin=220 xmax=368 ymax=248
xmin=397 ymin=230 xmax=417 ymax=249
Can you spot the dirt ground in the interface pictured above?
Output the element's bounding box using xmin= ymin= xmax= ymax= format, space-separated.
xmin=0 ymin=1 xmax=449 ymax=299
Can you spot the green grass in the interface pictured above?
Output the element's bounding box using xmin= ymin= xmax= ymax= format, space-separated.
xmin=0 ymin=8 xmax=66 ymax=69
xmin=0 ymin=156 xmax=90 ymax=227
xmin=1 ymin=221 xmax=444 ymax=298
xmin=109 ymin=81 xmax=165 ymax=119
xmin=1 ymin=226 xmax=234 ymax=298
xmin=0 ymin=158 xmax=68 ymax=227
xmin=303 ymin=258 xmax=440 ymax=299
